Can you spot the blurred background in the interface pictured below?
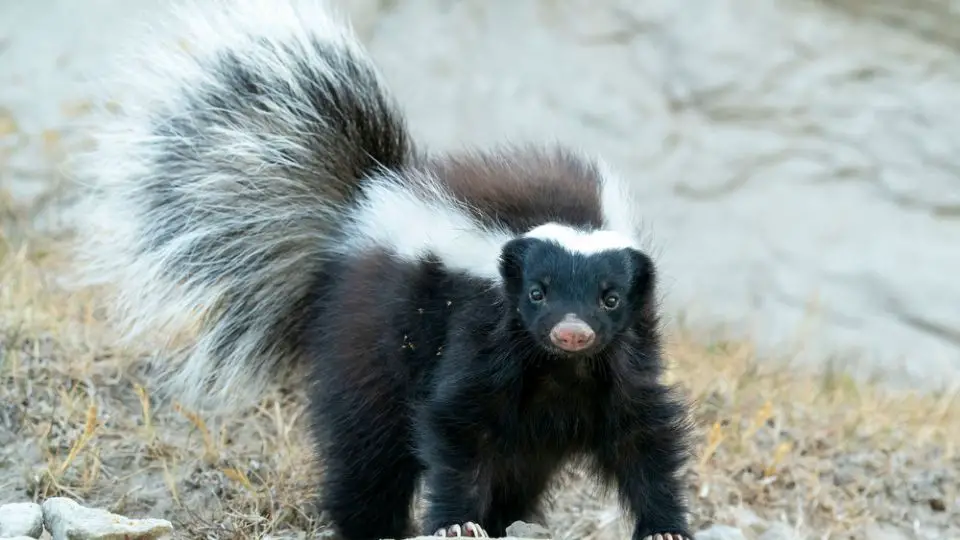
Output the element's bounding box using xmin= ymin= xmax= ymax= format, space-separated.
xmin=1 ymin=1 xmax=959 ymax=538
xmin=3 ymin=0 xmax=959 ymax=392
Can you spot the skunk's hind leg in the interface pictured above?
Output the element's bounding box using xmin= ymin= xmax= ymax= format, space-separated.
xmin=306 ymin=331 xmax=422 ymax=540
xmin=309 ymin=383 xmax=422 ymax=540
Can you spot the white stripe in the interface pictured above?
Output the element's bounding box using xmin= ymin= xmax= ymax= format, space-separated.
xmin=338 ymin=162 xmax=644 ymax=280
xmin=523 ymin=223 xmax=639 ymax=255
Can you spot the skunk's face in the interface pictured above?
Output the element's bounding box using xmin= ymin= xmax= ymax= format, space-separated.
xmin=498 ymin=232 xmax=655 ymax=358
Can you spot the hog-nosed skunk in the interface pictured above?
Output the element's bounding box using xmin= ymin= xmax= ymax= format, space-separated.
xmin=70 ymin=1 xmax=695 ymax=538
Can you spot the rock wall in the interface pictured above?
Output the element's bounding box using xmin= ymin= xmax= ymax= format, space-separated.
xmin=1 ymin=0 xmax=959 ymax=391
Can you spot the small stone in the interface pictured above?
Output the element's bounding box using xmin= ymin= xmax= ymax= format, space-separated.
xmin=694 ymin=524 xmax=747 ymax=540
xmin=862 ymin=523 xmax=912 ymax=540
xmin=41 ymin=497 xmax=173 ymax=540
xmin=261 ymin=533 xmax=308 ymax=540
xmin=729 ymin=506 xmax=767 ymax=533
xmin=759 ymin=523 xmax=801 ymax=540
xmin=0 ymin=502 xmax=44 ymax=538
xmin=505 ymin=520 xmax=552 ymax=539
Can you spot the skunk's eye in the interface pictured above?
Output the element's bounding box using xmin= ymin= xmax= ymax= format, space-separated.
xmin=601 ymin=292 xmax=620 ymax=310
xmin=529 ymin=286 xmax=545 ymax=303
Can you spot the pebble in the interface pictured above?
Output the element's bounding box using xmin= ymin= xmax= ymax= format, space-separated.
xmin=728 ymin=507 xmax=768 ymax=536
xmin=862 ymin=523 xmax=913 ymax=540
xmin=758 ymin=523 xmax=802 ymax=540
xmin=41 ymin=498 xmax=173 ymax=540
xmin=505 ymin=521 xmax=552 ymax=539
xmin=694 ymin=525 xmax=748 ymax=540
xmin=0 ymin=502 xmax=44 ymax=538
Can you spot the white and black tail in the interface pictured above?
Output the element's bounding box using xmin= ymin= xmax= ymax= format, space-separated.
xmin=70 ymin=0 xmax=413 ymax=409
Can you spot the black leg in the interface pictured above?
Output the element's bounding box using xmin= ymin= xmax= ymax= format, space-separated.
xmin=308 ymin=365 xmax=423 ymax=540
xmin=420 ymin=466 xmax=489 ymax=536
xmin=417 ymin=402 xmax=491 ymax=536
xmin=474 ymin=453 xmax=557 ymax=537
xmin=314 ymin=415 xmax=422 ymax=540
xmin=418 ymin=421 xmax=559 ymax=537
xmin=416 ymin=373 xmax=510 ymax=537
xmin=599 ymin=386 xmax=694 ymax=540
xmin=616 ymin=448 xmax=692 ymax=540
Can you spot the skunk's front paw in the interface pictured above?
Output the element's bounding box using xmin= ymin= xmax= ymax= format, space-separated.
xmin=433 ymin=522 xmax=488 ymax=537
xmin=642 ymin=534 xmax=691 ymax=540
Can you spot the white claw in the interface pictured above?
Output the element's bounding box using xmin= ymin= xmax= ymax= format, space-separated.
xmin=436 ymin=522 xmax=489 ymax=538
xmin=465 ymin=522 xmax=487 ymax=537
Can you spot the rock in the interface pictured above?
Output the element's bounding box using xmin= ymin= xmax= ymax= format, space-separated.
xmin=404 ymin=538 xmax=547 ymax=540
xmin=0 ymin=502 xmax=44 ymax=538
xmin=728 ymin=507 xmax=768 ymax=535
xmin=758 ymin=523 xmax=801 ymax=540
xmin=505 ymin=521 xmax=552 ymax=539
xmin=694 ymin=525 xmax=747 ymax=540
xmin=261 ymin=533 xmax=308 ymax=540
xmin=862 ymin=523 xmax=912 ymax=540
xmin=41 ymin=498 xmax=172 ymax=540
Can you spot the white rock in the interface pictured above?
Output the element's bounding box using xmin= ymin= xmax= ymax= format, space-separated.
xmin=862 ymin=523 xmax=912 ymax=540
xmin=41 ymin=498 xmax=172 ymax=540
xmin=759 ymin=523 xmax=802 ymax=540
xmin=505 ymin=521 xmax=552 ymax=539
xmin=404 ymin=537 xmax=549 ymax=540
xmin=728 ymin=506 xmax=768 ymax=534
xmin=261 ymin=533 xmax=308 ymax=540
xmin=695 ymin=524 xmax=747 ymax=540
xmin=0 ymin=502 xmax=44 ymax=538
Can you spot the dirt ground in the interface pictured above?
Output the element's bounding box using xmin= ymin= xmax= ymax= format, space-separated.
xmin=0 ymin=202 xmax=958 ymax=540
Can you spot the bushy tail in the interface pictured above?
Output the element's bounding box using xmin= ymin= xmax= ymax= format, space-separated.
xmin=70 ymin=0 xmax=413 ymax=409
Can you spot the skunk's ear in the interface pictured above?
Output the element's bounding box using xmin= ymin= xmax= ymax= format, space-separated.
xmin=499 ymin=237 xmax=534 ymax=295
xmin=626 ymin=248 xmax=655 ymax=300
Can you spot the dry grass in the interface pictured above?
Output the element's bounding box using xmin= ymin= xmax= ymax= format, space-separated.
xmin=1 ymin=203 xmax=958 ymax=540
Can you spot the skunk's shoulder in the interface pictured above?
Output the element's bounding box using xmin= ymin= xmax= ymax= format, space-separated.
xmin=334 ymin=145 xmax=647 ymax=281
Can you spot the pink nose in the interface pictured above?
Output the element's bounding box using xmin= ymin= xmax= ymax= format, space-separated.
xmin=550 ymin=318 xmax=596 ymax=351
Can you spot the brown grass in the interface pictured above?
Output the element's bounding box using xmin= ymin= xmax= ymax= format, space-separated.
xmin=1 ymin=198 xmax=958 ymax=540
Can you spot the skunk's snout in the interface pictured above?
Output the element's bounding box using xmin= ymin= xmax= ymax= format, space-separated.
xmin=549 ymin=314 xmax=596 ymax=352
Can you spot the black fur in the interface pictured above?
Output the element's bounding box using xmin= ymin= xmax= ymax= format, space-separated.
xmin=305 ymin=238 xmax=694 ymax=540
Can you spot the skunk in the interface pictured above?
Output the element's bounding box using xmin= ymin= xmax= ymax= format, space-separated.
xmin=71 ymin=0 xmax=695 ymax=539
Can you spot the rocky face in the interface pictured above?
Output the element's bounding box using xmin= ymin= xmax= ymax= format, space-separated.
xmin=0 ymin=498 xmax=172 ymax=540
xmin=0 ymin=502 xmax=43 ymax=538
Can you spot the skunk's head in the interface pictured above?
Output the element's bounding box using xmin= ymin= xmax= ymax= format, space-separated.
xmin=498 ymin=223 xmax=656 ymax=358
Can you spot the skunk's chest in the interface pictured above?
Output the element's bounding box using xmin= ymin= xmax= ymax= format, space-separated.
xmin=511 ymin=368 xmax=608 ymax=452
